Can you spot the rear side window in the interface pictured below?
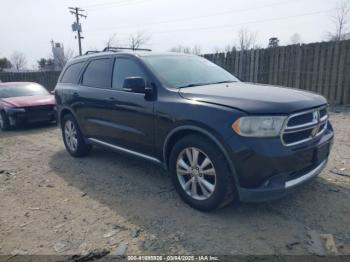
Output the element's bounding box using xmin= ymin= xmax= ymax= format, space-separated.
xmin=61 ymin=62 xmax=85 ymax=84
xmin=112 ymin=58 xmax=147 ymax=90
xmin=82 ymin=58 xmax=114 ymax=88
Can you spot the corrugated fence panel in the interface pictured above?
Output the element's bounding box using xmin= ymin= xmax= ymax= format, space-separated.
xmin=204 ymin=39 xmax=350 ymax=104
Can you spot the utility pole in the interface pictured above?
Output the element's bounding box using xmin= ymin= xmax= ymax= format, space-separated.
xmin=69 ymin=7 xmax=87 ymax=56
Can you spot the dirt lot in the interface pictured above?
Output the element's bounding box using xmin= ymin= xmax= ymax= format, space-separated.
xmin=0 ymin=109 xmax=349 ymax=257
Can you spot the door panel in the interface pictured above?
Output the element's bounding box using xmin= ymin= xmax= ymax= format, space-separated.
xmin=75 ymin=56 xmax=156 ymax=157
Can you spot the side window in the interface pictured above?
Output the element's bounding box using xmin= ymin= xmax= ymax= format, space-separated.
xmin=60 ymin=62 xmax=85 ymax=84
xmin=112 ymin=58 xmax=147 ymax=90
xmin=82 ymin=58 xmax=114 ymax=88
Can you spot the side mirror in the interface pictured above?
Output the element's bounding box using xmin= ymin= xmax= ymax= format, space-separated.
xmin=123 ymin=77 xmax=146 ymax=93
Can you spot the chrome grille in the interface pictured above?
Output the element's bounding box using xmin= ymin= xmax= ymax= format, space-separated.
xmin=281 ymin=106 xmax=328 ymax=147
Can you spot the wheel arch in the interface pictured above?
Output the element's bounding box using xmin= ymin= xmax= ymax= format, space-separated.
xmin=59 ymin=107 xmax=79 ymax=127
xmin=162 ymin=125 xmax=240 ymax=187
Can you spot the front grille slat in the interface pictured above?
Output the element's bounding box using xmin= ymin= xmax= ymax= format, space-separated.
xmin=281 ymin=106 xmax=328 ymax=147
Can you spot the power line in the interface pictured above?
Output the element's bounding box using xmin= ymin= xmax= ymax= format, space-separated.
xmin=88 ymin=9 xmax=334 ymax=36
xmin=150 ymin=9 xmax=334 ymax=35
xmin=69 ymin=7 xmax=87 ymax=56
xmin=92 ymin=0 xmax=302 ymax=32
xmin=83 ymin=0 xmax=155 ymax=9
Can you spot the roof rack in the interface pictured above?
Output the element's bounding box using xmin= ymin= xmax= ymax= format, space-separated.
xmin=84 ymin=50 xmax=100 ymax=55
xmin=103 ymin=46 xmax=152 ymax=52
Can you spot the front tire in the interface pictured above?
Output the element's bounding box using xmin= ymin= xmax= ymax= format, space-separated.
xmin=0 ymin=111 xmax=10 ymax=131
xmin=61 ymin=114 xmax=91 ymax=157
xmin=169 ymin=134 xmax=237 ymax=211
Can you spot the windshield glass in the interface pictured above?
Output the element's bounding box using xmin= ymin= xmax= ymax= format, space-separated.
xmin=142 ymin=55 xmax=239 ymax=88
xmin=0 ymin=83 xmax=49 ymax=98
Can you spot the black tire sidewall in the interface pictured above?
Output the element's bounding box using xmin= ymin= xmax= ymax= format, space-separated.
xmin=169 ymin=135 xmax=233 ymax=211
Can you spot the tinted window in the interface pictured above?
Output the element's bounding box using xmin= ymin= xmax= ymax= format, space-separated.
xmin=0 ymin=83 xmax=49 ymax=98
xmin=82 ymin=58 xmax=114 ymax=88
xmin=112 ymin=59 xmax=146 ymax=90
xmin=61 ymin=62 xmax=85 ymax=84
xmin=142 ymin=55 xmax=239 ymax=88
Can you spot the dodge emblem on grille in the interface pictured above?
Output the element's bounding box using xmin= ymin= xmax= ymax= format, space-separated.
xmin=311 ymin=110 xmax=320 ymax=136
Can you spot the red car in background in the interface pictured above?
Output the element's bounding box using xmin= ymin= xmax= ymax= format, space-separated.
xmin=0 ymin=82 xmax=56 ymax=131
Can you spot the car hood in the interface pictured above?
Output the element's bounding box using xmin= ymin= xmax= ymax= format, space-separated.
xmin=179 ymin=82 xmax=327 ymax=114
xmin=1 ymin=95 xmax=55 ymax=108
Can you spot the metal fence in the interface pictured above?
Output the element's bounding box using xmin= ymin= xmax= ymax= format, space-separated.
xmin=204 ymin=40 xmax=350 ymax=105
xmin=0 ymin=71 xmax=61 ymax=91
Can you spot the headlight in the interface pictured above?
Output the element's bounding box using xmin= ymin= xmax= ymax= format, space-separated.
xmin=232 ymin=116 xmax=286 ymax=137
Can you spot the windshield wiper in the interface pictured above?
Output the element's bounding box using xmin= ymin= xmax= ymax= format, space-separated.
xmin=178 ymin=83 xmax=209 ymax=88
xmin=209 ymin=80 xmax=237 ymax=85
xmin=178 ymin=80 xmax=237 ymax=88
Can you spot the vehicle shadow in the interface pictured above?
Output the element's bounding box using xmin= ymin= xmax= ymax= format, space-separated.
xmin=48 ymin=146 xmax=350 ymax=255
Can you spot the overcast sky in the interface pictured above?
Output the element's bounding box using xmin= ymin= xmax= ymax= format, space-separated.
xmin=0 ymin=0 xmax=340 ymax=68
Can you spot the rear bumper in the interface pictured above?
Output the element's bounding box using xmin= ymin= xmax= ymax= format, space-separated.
xmin=239 ymin=159 xmax=327 ymax=202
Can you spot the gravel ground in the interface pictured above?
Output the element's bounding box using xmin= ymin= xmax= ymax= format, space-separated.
xmin=0 ymin=109 xmax=349 ymax=257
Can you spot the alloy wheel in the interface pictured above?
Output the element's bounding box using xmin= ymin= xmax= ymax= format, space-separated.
xmin=64 ymin=120 xmax=78 ymax=152
xmin=176 ymin=147 xmax=217 ymax=200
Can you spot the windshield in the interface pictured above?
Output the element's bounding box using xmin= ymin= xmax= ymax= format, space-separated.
xmin=0 ymin=83 xmax=49 ymax=98
xmin=142 ymin=55 xmax=239 ymax=88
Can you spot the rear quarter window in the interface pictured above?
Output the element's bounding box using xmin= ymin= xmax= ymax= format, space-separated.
xmin=82 ymin=58 xmax=114 ymax=88
xmin=60 ymin=62 xmax=85 ymax=84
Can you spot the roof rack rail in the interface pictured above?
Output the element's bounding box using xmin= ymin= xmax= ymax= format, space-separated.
xmin=84 ymin=50 xmax=100 ymax=55
xmin=103 ymin=47 xmax=152 ymax=52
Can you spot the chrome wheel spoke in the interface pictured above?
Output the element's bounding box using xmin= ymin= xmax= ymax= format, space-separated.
xmin=184 ymin=178 xmax=193 ymax=190
xmin=71 ymin=137 xmax=78 ymax=148
xmin=185 ymin=148 xmax=193 ymax=166
xmin=178 ymin=158 xmax=190 ymax=170
xmin=201 ymin=168 xmax=215 ymax=176
xmin=191 ymin=148 xmax=199 ymax=167
xmin=177 ymin=169 xmax=192 ymax=175
xmin=198 ymin=179 xmax=210 ymax=197
xmin=191 ymin=178 xmax=198 ymax=196
xmin=198 ymin=177 xmax=215 ymax=194
xmin=200 ymin=157 xmax=211 ymax=170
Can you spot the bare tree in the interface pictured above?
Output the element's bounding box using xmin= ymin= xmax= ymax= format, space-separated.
xmin=191 ymin=45 xmax=201 ymax=55
xmin=105 ymin=33 xmax=118 ymax=49
xmin=328 ymin=0 xmax=350 ymax=41
xmin=56 ymin=48 xmax=74 ymax=70
xmin=290 ymin=33 xmax=302 ymax=44
xmin=224 ymin=44 xmax=236 ymax=53
xmin=169 ymin=45 xmax=189 ymax=53
xmin=11 ymin=52 xmax=27 ymax=71
xmin=237 ymin=28 xmax=257 ymax=51
xmin=169 ymin=45 xmax=201 ymax=54
xmin=129 ymin=32 xmax=150 ymax=50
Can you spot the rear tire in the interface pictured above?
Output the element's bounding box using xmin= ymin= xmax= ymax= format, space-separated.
xmin=169 ymin=134 xmax=237 ymax=211
xmin=0 ymin=111 xmax=10 ymax=131
xmin=61 ymin=114 xmax=92 ymax=157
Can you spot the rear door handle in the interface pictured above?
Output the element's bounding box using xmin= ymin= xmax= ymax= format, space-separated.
xmin=73 ymin=92 xmax=79 ymax=97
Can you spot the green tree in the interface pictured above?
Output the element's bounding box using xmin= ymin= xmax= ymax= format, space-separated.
xmin=0 ymin=57 xmax=12 ymax=72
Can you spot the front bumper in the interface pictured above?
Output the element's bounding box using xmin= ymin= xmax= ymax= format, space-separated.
xmin=226 ymin=121 xmax=334 ymax=202
xmin=6 ymin=106 xmax=56 ymax=126
xmin=239 ymin=159 xmax=327 ymax=202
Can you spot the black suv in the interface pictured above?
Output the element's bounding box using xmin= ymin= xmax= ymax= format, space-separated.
xmin=55 ymin=47 xmax=334 ymax=211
